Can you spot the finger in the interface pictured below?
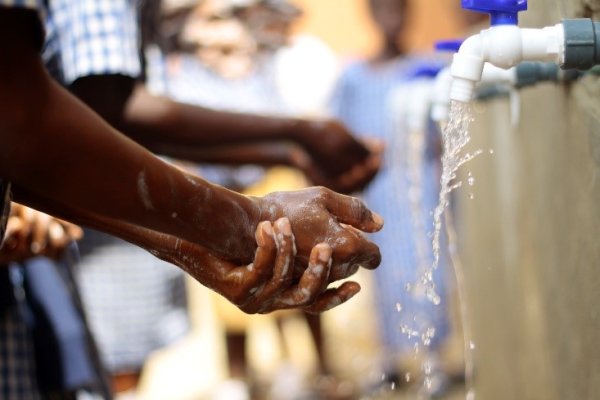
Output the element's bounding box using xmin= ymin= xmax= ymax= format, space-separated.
xmin=303 ymin=281 xmax=361 ymax=314
xmin=4 ymin=216 xmax=26 ymax=239
xmin=7 ymin=217 xmax=30 ymax=256
xmin=250 ymin=217 xmax=296 ymax=312
xmin=230 ymin=221 xmax=277 ymax=302
xmin=336 ymin=153 xmax=382 ymax=194
xmin=46 ymin=220 xmax=70 ymax=259
xmin=61 ymin=220 xmax=84 ymax=241
xmin=31 ymin=212 xmax=52 ymax=254
xmin=265 ymin=243 xmax=332 ymax=311
xmin=328 ymin=233 xmax=381 ymax=282
xmin=324 ymin=189 xmax=383 ymax=233
xmin=9 ymin=202 xmax=24 ymax=218
xmin=1 ymin=217 xmax=29 ymax=262
xmin=363 ymin=137 xmax=385 ymax=155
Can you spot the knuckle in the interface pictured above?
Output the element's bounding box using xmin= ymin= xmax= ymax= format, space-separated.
xmin=351 ymin=197 xmax=370 ymax=221
xmin=228 ymin=289 xmax=251 ymax=306
xmin=239 ymin=304 xmax=259 ymax=315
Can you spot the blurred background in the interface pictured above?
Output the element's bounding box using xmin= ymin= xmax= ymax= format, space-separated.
xmin=69 ymin=0 xmax=600 ymax=400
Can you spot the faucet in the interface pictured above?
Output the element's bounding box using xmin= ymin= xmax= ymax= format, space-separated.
xmin=432 ymin=61 xmax=581 ymax=122
xmin=450 ymin=0 xmax=600 ymax=103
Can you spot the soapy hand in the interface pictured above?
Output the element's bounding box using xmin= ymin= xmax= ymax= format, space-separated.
xmin=0 ymin=203 xmax=83 ymax=264
xmin=151 ymin=217 xmax=361 ymax=314
xmin=253 ymin=186 xmax=383 ymax=283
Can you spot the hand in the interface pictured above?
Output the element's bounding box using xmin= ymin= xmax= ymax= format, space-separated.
xmin=146 ymin=217 xmax=361 ymax=314
xmin=0 ymin=203 xmax=83 ymax=264
xmin=290 ymin=138 xmax=384 ymax=194
xmin=297 ymin=119 xmax=375 ymax=178
xmin=11 ymin=184 xmax=370 ymax=313
xmin=254 ymin=186 xmax=383 ymax=283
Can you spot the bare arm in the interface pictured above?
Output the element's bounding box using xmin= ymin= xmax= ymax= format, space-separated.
xmin=0 ymin=8 xmax=259 ymax=261
xmin=1 ymin=8 xmax=384 ymax=310
xmin=70 ymin=75 xmax=378 ymax=185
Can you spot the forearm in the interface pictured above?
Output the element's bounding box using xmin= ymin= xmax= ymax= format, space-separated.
xmin=123 ymin=85 xmax=309 ymax=148
xmin=10 ymin=82 xmax=256 ymax=255
xmin=147 ymin=141 xmax=299 ymax=167
xmin=12 ymin=186 xmax=177 ymax=257
xmin=0 ymin=47 xmax=258 ymax=261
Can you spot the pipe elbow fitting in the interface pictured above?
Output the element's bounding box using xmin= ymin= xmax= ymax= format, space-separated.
xmin=450 ymin=35 xmax=485 ymax=102
xmin=432 ymin=67 xmax=452 ymax=122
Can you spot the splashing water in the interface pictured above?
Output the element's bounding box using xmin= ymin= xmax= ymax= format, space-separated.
xmin=430 ymin=100 xmax=481 ymax=399
xmin=390 ymin=96 xmax=483 ymax=397
xmin=430 ymin=101 xmax=482 ymax=288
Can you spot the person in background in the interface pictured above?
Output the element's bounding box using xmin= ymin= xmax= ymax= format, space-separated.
xmin=150 ymin=2 xmax=352 ymax=399
xmin=330 ymin=0 xmax=455 ymax=396
xmin=0 ymin=1 xmax=384 ymax=398
xmin=0 ymin=205 xmax=114 ymax=399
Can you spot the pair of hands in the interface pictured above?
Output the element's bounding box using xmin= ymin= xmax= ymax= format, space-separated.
xmin=200 ymin=121 xmax=384 ymax=313
xmin=151 ymin=186 xmax=383 ymax=314
xmin=158 ymin=217 xmax=360 ymax=314
xmin=0 ymin=203 xmax=83 ymax=264
xmin=293 ymin=119 xmax=383 ymax=194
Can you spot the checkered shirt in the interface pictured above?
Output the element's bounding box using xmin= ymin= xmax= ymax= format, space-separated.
xmin=0 ymin=0 xmax=44 ymax=12
xmin=0 ymin=302 xmax=42 ymax=400
xmin=0 ymin=0 xmax=143 ymax=395
xmin=39 ymin=1 xmax=189 ymax=372
xmin=42 ymin=0 xmax=142 ymax=84
xmin=76 ymin=229 xmax=189 ymax=373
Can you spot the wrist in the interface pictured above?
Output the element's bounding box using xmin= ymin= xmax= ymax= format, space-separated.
xmin=288 ymin=118 xmax=312 ymax=148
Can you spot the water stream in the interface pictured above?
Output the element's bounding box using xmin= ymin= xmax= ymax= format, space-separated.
xmin=430 ymin=100 xmax=481 ymax=398
xmin=392 ymin=97 xmax=481 ymax=397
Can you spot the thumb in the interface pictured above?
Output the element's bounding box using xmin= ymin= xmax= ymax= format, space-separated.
xmin=324 ymin=189 xmax=383 ymax=233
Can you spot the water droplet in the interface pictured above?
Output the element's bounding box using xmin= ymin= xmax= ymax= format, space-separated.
xmin=468 ymin=193 xmax=475 ymax=200
xmin=426 ymin=287 xmax=441 ymax=305
xmin=405 ymin=372 xmax=411 ymax=382
xmin=468 ymin=176 xmax=475 ymax=186
xmin=466 ymin=389 xmax=476 ymax=400
xmin=390 ymin=381 xmax=396 ymax=390
xmin=470 ymin=341 xmax=476 ymax=350
xmin=489 ymin=149 xmax=495 ymax=155
xmin=424 ymin=376 xmax=432 ymax=389
xmin=395 ymin=303 xmax=402 ymax=312
xmin=423 ymin=360 xmax=432 ymax=375
xmin=405 ymin=283 xmax=412 ymax=292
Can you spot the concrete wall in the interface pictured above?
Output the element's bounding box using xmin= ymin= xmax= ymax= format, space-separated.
xmin=455 ymin=1 xmax=600 ymax=399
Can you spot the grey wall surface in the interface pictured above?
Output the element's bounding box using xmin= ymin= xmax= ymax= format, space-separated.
xmin=453 ymin=1 xmax=600 ymax=399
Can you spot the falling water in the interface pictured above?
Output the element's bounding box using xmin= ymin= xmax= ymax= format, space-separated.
xmin=431 ymin=101 xmax=481 ymax=276
xmin=431 ymin=100 xmax=482 ymax=399
xmin=392 ymin=93 xmax=483 ymax=397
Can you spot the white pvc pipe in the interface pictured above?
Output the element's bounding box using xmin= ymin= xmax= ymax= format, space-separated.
xmin=449 ymin=23 xmax=566 ymax=102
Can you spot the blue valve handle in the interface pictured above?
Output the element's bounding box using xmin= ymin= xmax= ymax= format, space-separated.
xmin=435 ymin=39 xmax=464 ymax=52
xmin=462 ymin=0 xmax=527 ymax=25
xmin=406 ymin=64 xmax=446 ymax=79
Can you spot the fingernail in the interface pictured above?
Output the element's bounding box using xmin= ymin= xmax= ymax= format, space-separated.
xmin=372 ymin=212 xmax=384 ymax=227
xmin=256 ymin=222 xmax=272 ymax=246
xmin=317 ymin=244 xmax=332 ymax=263
xmin=276 ymin=218 xmax=292 ymax=236
xmin=261 ymin=221 xmax=273 ymax=236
